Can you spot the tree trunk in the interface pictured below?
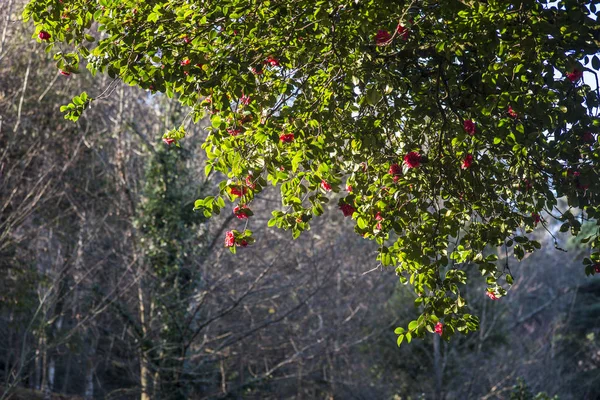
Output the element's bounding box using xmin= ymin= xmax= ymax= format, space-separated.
xmin=61 ymin=353 xmax=72 ymax=394
xmin=433 ymin=335 xmax=443 ymax=400
xmin=84 ymin=337 xmax=96 ymax=400
xmin=138 ymin=280 xmax=151 ymax=400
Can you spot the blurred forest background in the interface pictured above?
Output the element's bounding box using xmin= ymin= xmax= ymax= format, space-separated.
xmin=1 ymin=1 xmax=599 ymax=399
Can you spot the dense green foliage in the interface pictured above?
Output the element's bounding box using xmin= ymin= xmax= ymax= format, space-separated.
xmin=135 ymin=145 xmax=205 ymax=399
xmin=24 ymin=0 xmax=600 ymax=342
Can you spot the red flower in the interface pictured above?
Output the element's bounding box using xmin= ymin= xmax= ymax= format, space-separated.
xmin=461 ymin=154 xmax=474 ymax=170
xmin=463 ymin=119 xmax=476 ymax=135
xmin=594 ymin=264 xmax=600 ymax=273
xmin=183 ymin=36 xmax=191 ymax=44
xmin=240 ymin=95 xmax=251 ymax=106
xmin=265 ymin=57 xmax=279 ymax=67
xmin=339 ymin=203 xmax=355 ymax=217
xmin=434 ymin=322 xmax=443 ymax=336
xmin=508 ymin=106 xmax=518 ymax=118
xmin=181 ymin=59 xmax=191 ymax=66
xmin=225 ymin=231 xmax=235 ymax=247
xmin=486 ymin=291 xmax=498 ymax=300
xmin=229 ymin=186 xmax=248 ymax=197
xmin=346 ymin=184 xmax=353 ymax=193
xmin=38 ymin=31 xmax=51 ymax=40
xmin=246 ymin=175 xmax=256 ymax=190
xmin=239 ymin=239 xmax=249 ymax=247
xmin=532 ymin=212 xmax=540 ymax=225
xmin=227 ymin=128 xmax=242 ymax=136
xmin=375 ymin=211 xmax=383 ymax=221
xmin=233 ymin=204 xmax=251 ymax=220
xmin=566 ymin=68 xmax=583 ymax=83
xmin=389 ymin=163 xmax=402 ymax=181
xmin=403 ymin=152 xmax=422 ymax=168
xmin=163 ymin=137 xmax=175 ymax=145
xmin=374 ymin=30 xmax=392 ymax=46
xmin=321 ymin=180 xmax=332 ymax=192
xmin=279 ymin=133 xmax=294 ymax=143
xmin=582 ymin=132 xmax=595 ymax=143
xmin=396 ymin=24 xmax=409 ymax=40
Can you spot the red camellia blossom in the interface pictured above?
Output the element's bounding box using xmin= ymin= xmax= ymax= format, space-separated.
xmin=375 ymin=211 xmax=383 ymax=221
xmin=183 ymin=36 xmax=191 ymax=44
xmin=463 ymin=119 xmax=476 ymax=135
xmin=532 ymin=212 xmax=540 ymax=225
xmin=396 ymin=24 xmax=409 ymax=40
xmin=181 ymin=59 xmax=191 ymax=66
xmin=265 ymin=57 xmax=279 ymax=67
xmin=461 ymin=154 xmax=474 ymax=169
xmin=233 ymin=205 xmax=251 ymax=220
xmin=240 ymin=95 xmax=251 ymax=106
xmin=225 ymin=231 xmax=235 ymax=247
xmin=486 ymin=291 xmax=498 ymax=300
xmin=163 ymin=138 xmax=175 ymax=145
xmin=389 ymin=163 xmax=402 ymax=181
xmin=403 ymin=152 xmax=422 ymax=168
xmin=279 ymin=133 xmax=294 ymax=143
xmin=227 ymin=128 xmax=242 ymax=136
xmin=374 ymin=30 xmax=392 ymax=46
xmin=38 ymin=31 xmax=51 ymax=40
xmin=566 ymin=68 xmax=583 ymax=83
xmin=321 ymin=180 xmax=332 ymax=192
xmin=246 ymin=175 xmax=256 ymax=190
xmin=508 ymin=106 xmax=518 ymax=118
xmin=434 ymin=322 xmax=443 ymax=336
xmin=229 ymin=186 xmax=248 ymax=197
xmin=346 ymin=184 xmax=353 ymax=193
xmin=339 ymin=203 xmax=355 ymax=217
xmin=582 ymin=131 xmax=595 ymax=143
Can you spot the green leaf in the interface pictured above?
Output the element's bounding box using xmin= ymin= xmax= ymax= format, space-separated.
xmin=396 ymin=334 xmax=404 ymax=346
